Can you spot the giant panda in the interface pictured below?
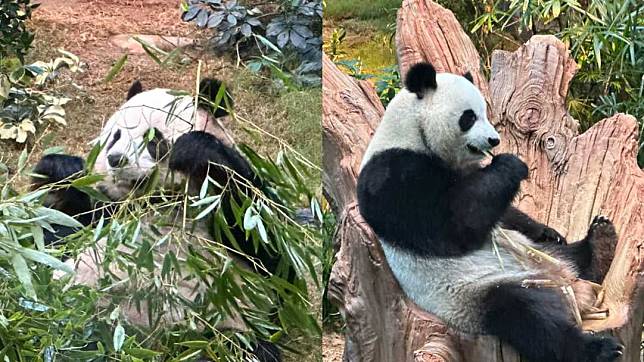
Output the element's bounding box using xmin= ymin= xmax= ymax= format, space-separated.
xmin=356 ymin=62 xmax=623 ymax=362
xmin=31 ymin=79 xmax=287 ymax=362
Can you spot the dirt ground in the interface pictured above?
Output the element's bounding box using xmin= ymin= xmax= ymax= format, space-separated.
xmin=322 ymin=330 xmax=345 ymax=361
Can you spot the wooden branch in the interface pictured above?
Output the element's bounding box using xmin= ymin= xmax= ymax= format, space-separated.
xmin=323 ymin=0 xmax=644 ymax=360
xmin=322 ymin=54 xmax=385 ymax=214
xmin=396 ymin=0 xmax=490 ymax=99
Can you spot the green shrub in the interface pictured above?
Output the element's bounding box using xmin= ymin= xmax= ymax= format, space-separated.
xmin=182 ymin=0 xmax=322 ymax=89
xmin=0 ymin=0 xmax=38 ymax=62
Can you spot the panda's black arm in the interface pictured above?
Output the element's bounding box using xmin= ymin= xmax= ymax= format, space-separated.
xmin=445 ymin=154 xmax=528 ymax=244
xmin=32 ymin=154 xmax=94 ymax=225
xmin=31 ymin=154 xmax=98 ymax=247
xmin=169 ymin=131 xmax=261 ymax=189
xmin=170 ymin=131 xmax=291 ymax=279
xmin=500 ymin=206 xmax=567 ymax=244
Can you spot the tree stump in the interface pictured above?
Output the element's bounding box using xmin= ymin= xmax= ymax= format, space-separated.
xmin=322 ymin=0 xmax=644 ymax=361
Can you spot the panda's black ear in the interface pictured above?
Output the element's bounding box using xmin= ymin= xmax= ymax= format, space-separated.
xmin=126 ymin=80 xmax=143 ymax=100
xmin=463 ymin=71 xmax=474 ymax=84
xmin=405 ymin=62 xmax=437 ymax=99
xmin=199 ymin=78 xmax=233 ymax=118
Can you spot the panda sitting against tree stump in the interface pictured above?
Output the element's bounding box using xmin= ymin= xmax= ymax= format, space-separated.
xmin=356 ymin=62 xmax=622 ymax=362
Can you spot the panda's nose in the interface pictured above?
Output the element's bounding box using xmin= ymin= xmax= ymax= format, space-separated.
xmin=488 ymin=137 xmax=500 ymax=147
xmin=107 ymin=153 xmax=128 ymax=168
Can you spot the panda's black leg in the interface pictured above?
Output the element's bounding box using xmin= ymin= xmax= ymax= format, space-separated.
xmin=538 ymin=216 xmax=617 ymax=283
xmin=581 ymin=216 xmax=618 ymax=282
xmin=500 ymin=206 xmax=567 ymax=245
xmin=482 ymin=283 xmax=624 ymax=362
xmin=562 ymin=216 xmax=618 ymax=283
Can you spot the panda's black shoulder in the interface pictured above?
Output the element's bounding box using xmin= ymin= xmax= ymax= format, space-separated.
xmin=358 ymin=148 xmax=454 ymax=215
xmin=169 ymin=131 xmax=258 ymax=186
xmin=357 ymin=148 xmax=456 ymax=253
xmin=358 ymin=148 xmax=452 ymax=193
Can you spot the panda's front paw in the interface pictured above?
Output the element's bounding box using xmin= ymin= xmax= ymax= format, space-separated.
xmin=538 ymin=226 xmax=567 ymax=245
xmin=491 ymin=154 xmax=528 ymax=181
xmin=582 ymin=334 xmax=624 ymax=362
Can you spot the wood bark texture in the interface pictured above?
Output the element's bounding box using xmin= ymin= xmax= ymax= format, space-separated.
xmin=322 ymin=0 xmax=644 ymax=361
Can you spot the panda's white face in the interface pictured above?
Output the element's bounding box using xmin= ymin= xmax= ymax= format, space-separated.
xmin=98 ymin=127 xmax=164 ymax=199
xmin=419 ymin=73 xmax=499 ymax=168
xmin=361 ymin=67 xmax=500 ymax=172
xmin=94 ymin=89 xmax=200 ymax=200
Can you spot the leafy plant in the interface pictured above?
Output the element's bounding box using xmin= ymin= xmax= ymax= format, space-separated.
xmin=323 ymin=27 xmax=347 ymax=62
xmin=336 ymin=60 xmax=401 ymax=106
xmin=0 ymin=0 xmax=39 ymax=62
xmin=0 ymin=50 xmax=80 ymax=143
xmin=182 ymin=0 xmax=263 ymax=50
xmin=182 ymin=0 xmax=322 ymax=88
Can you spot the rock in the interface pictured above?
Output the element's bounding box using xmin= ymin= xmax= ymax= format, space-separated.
xmin=109 ymin=34 xmax=194 ymax=54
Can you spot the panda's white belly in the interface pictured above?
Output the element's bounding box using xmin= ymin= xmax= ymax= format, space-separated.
xmin=380 ymin=228 xmax=545 ymax=333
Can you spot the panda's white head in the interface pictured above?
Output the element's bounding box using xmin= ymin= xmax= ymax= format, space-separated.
xmin=95 ymin=79 xmax=233 ymax=200
xmin=362 ymin=62 xmax=499 ymax=170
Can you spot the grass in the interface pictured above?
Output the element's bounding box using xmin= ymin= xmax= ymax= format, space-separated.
xmin=326 ymin=0 xmax=402 ymax=29
xmin=324 ymin=1 xmax=399 ymax=79
xmin=228 ymin=70 xmax=322 ymax=190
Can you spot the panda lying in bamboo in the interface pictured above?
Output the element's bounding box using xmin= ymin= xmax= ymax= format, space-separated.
xmin=31 ymin=79 xmax=285 ymax=362
xmin=357 ymin=62 xmax=623 ymax=362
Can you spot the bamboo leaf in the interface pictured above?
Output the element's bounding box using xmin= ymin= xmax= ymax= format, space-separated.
xmin=17 ymin=147 xmax=28 ymax=172
xmin=35 ymin=207 xmax=83 ymax=228
xmin=20 ymin=248 xmax=73 ymax=274
xmin=31 ymin=225 xmax=44 ymax=250
xmin=12 ymin=253 xmax=36 ymax=299
xmin=71 ymin=174 xmax=104 ymax=187
xmin=113 ymin=323 xmax=125 ymax=352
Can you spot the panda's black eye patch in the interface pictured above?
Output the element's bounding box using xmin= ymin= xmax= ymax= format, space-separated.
xmin=145 ymin=128 xmax=170 ymax=161
xmin=106 ymin=129 xmax=121 ymax=151
xmin=459 ymin=110 xmax=477 ymax=132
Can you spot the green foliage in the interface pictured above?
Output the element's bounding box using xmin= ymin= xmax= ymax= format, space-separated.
xmin=0 ymin=50 xmax=80 ymax=143
xmin=325 ymin=0 xmax=401 ymax=22
xmin=323 ymin=28 xmax=347 ymax=62
xmin=0 ymin=138 xmax=323 ymax=359
xmin=336 ymin=60 xmax=401 ymax=106
xmin=0 ymin=0 xmax=38 ymax=62
xmin=182 ymin=0 xmax=322 ymax=89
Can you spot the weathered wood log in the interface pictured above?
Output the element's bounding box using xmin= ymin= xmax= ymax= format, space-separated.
xmin=322 ymin=0 xmax=644 ymax=361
